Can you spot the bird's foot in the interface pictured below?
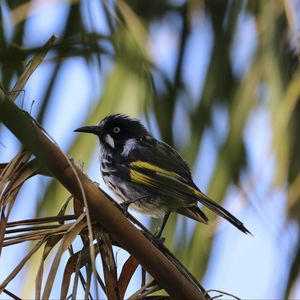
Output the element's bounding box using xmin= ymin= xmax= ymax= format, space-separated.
xmin=93 ymin=181 xmax=101 ymax=189
xmin=154 ymin=235 xmax=166 ymax=247
xmin=154 ymin=230 xmax=166 ymax=246
xmin=119 ymin=202 xmax=130 ymax=217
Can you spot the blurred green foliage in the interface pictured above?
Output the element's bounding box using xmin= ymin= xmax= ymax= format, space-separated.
xmin=1 ymin=0 xmax=300 ymax=298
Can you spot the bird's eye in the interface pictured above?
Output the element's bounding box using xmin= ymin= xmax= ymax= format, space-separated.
xmin=113 ymin=126 xmax=120 ymax=133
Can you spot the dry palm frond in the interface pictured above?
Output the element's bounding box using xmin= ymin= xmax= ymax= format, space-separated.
xmin=128 ymin=280 xmax=164 ymax=300
xmin=0 ymin=152 xmax=205 ymax=298
xmin=0 ymin=151 xmax=37 ymax=254
xmin=1 ymin=187 xmax=207 ymax=299
xmin=41 ymin=213 xmax=87 ymax=299
xmin=0 ymin=188 xmax=148 ymax=299
xmin=118 ymin=255 xmax=139 ymax=299
xmin=205 ymin=289 xmax=241 ymax=300
xmin=96 ymin=230 xmax=120 ymax=300
xmin=2 ymin=288 xmax=22 ymax=300
xmin=0 ymin=193 xmax=79 ymax=295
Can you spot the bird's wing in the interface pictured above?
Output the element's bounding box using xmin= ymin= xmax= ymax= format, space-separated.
xmin=117 ymin=136 xmax=251 ymax=234
xmin=123 ymin=136 xmax=193 ymax=180
xmin=117 ymin=135 xmax=204 ymax=206
xmin=126 ymin=161 xmax=250 ymax=234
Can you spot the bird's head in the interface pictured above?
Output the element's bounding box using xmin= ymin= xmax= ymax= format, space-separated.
xmin=74 ymin=114 xmax=148 ymax=150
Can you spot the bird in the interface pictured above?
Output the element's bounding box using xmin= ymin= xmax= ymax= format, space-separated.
xmin=74 ymin=113 xmax=250 ymax=237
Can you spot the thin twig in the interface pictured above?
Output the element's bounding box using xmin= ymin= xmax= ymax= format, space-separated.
xmin=3 ymin=288 xmax=22 ymax=300
xmin=63 ymin=155 xmax=100 ymax=299
xmin=205 ymin=289 xmax=241 ymax=300
xmin=128 ymin=280 xmax=162 ymax=300
xmin=9 ymin=35 xmax=57 ymax=102
xmin=5 ymin=224 xmax=61 ymax=234
xmin=6 ymin=214 xmax=76 ymax=227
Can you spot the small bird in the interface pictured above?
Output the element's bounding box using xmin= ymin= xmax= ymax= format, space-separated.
xmin=75 ymin=114 xmax=250 ymax=236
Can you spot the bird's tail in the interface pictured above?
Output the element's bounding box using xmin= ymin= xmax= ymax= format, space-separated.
xmin=194 ymin=189 xmax=251 ymax=235
xmin=176 ymin=205 xmax=208 ymax=224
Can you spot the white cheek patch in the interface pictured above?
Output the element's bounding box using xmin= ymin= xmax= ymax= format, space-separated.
xmin=105 ymin=134 xmax=115 ymax=148
xmin=121 ymin=138 xmax=137 ymax=156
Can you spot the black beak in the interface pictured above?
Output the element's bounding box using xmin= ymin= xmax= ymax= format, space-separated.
xmin=74 ymin=126 xmax=100 ymax=134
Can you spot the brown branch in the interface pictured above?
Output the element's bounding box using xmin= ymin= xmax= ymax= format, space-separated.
xmin=0 ymin=91 xmax=206 ymax=299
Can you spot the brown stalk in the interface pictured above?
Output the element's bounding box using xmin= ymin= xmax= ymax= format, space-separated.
xmin=97 ymin=231 xmax=120 ymax=300
xmin=0 ymin=152 xmax=33 ymax=254
xmin=42 ymin=214 xmax=87 ymax=299
xmin=35 ymin=236 xmax=62 ymax=300
xmin=0 ymin=89 xmax=206 ymax=299
xmin=6 ymin=214 xmax=76 ymax=227
xmin=118 ymin=255 xmax=139 ymax=299
xmin=0 ymin=237 xmax=46 ymax=292
xmin=60 ymin=245 xmax=103 ymax=299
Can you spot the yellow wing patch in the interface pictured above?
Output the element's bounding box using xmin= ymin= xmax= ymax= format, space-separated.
xmin=129 ymin=160 xmax=210 ymax=202
xmin=130 ymin=160 xmax=180 ymax=179
xmin=129 ymin=169 xmax=156 ymax=187
xmin=192 ymin=187 xmax=210 ymax=200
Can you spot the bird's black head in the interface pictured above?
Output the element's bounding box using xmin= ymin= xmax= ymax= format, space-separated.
xmin=74 ymin=114 xmax=149 ymax=150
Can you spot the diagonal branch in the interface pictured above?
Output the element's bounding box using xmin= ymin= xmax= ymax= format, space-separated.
xmin=0 ymin=87 xmax=207 ymax=299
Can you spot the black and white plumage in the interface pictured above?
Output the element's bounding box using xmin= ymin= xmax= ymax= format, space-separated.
xmin=75 ymin=114 xmax=251 ymax=235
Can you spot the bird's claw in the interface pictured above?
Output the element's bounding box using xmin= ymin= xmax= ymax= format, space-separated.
xmin=154 ymin=234 xmax=165 ymax=246
xmin=120 ymin=202 xmax=130 ymax=216
xmin=154 ymin=228 xmax=166 ymax=244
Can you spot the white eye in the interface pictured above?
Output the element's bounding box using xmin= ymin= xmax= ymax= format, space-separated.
xmin=113 ymin=126 xmax=120 ymax=133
